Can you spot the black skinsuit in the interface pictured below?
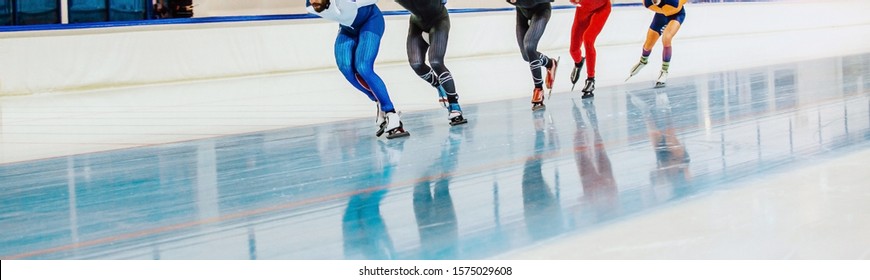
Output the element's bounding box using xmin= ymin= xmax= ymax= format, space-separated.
xmin=395 ymin=0 xmax=460 ymax=104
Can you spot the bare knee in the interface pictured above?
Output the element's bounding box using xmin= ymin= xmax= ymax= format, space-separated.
xmin=661 ymin=34 xmax=674 ymax=47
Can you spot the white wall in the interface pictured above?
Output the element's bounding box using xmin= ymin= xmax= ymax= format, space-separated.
xmin=1 ymin=0 xmax=869 ymax=96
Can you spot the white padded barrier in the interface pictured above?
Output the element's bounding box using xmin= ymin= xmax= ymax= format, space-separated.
xmin=0 ymin=0 xmax=869 ymax=96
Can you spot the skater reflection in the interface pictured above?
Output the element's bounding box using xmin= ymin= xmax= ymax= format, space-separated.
xmin=521 ymin=110 xmax=564 ymax=240
xmin=412 ymin=126 xmax=465 ymax=259
xmin=630 ymin=90 xmax=692 ymax=196
xmin=341 ymin=138 xmax=407 ymax=260
xmin=572 ymin=100 xmax=618 ymax=220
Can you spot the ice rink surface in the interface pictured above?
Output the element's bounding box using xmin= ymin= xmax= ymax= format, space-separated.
xmin=1 ymin=14 xmax=869 ymax=260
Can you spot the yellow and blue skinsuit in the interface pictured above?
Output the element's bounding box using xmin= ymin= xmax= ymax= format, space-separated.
xmin=644 ymin=0 xmax=687 ymax=35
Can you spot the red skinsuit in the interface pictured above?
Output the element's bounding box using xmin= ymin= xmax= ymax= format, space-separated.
xmin=569 ymin=0 xmax=611 ymax=78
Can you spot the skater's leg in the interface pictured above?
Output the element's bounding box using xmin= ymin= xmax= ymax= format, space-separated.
xmin=643 ymin=12 xmax=669 ymax=63
xmin=627 ymin=27 xmax=659 ymax=79
xmin=335 ymin=31 xmax=376 ymax=101
xmin=569 ymin=7 xmax=590 ymax=87
xmin=428 ymin=17 xmax=458 ymax=104
xmin=643 ymin=29 xmax=660 ymax=58
xmin=354 ymin=13 xmax=395 ymax=113
xmin=406 ymin=22 xmax=437 ymax=86
xmin=524 ymin=6 xmax=553 ymax=89
xmin=569 ymin=7 xmax=591 ymax=65
xmin=660 ymin=19 xmax=682 ymax=72
xmin=657 ymin=11 xmax=684 ymax=87
xmin=584 ymin=4 xmax=611 ymax=79
xmin=429 ymin=17 xmax=465 ymax=124
xmin=515 ymin=9 xmax=532 ymax=63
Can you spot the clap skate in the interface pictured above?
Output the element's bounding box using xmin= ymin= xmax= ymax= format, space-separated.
xmin=375 ymin=104 xmax=387 ymax=137
xmin=545 ymin=56 xmax=560 ymax=98
xmin=625 ymin=59 xmax=647 ymax=82
xmin=383 ymin=112 xmax=410 ymax=139
xmin=655 ymin=70 xmax=668 ymax=88
xmin=447 ymin=103 xmax=467 ymax=126
xmin=531 ymin=88 xmax=546 ymax=111
xmin=581 ymin=78 xmax=595 ymax=99
xmin=570 ymin=57 xmax=585 ymax=92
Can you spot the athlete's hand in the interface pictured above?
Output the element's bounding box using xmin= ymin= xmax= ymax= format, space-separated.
xmin=310 ymin=0 xmax=331 ymax=13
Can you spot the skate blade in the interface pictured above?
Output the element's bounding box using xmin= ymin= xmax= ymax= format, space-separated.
xmin=375 ymin=122 xmax=386 ymax=137
xmin=581 ymin=92 xmax=595 ymax=99
xmin=386 ymin=130 xmax=410 ymax=139
xmin=449 ymin=118 xmax=468 ymax=126
xmin=532 ymin=104 xmax=546 ymax=111
xmin=546 ymin=56 xmax=560 ymax=90
xmin=654 ymin=82 xmax=666 ymax=88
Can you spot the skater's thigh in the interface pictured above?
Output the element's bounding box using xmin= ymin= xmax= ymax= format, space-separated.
xmin=515 ymin=8 xmax=531 ymax=60
xmin=334 ymin=30 xmax=359 ymax=73
xmin=649 ymin=13 xmax=670 ymax=35
xmin=579 ymin=0 xmax=609 ymax=13
xmin=427 ymin=18 xmax=450 ymax=64
xmin=406 ymin=22 xmax=428 ymax=65
xmin=355 ymin=19 xmax=385 ymax=69
xmin=523 ymin=6 xmax=551 ymax=48
xmin=661 ymin=20 xmax=682 ymax=41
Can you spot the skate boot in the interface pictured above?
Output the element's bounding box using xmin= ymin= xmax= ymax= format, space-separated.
xmin=447 ymin=103 xmax=468 ymax=126
xmin=570 ymin=57 xmax=585 ymax=91
xmin=384 ymin=112 xmax=410 ymax=139
xmin=355 ymin=73 xmax=371 ymax=92
xmin=436 ymin=85 xmax=449 ymax=108
xmin=375 ymin=104 xmax=387 ymax=137
xmin=626 ymin=59 xmax=647 ymax=82
xmin=581 ymin=78 xmax=595 ymax=99
xmin=655 ymin=70 xmax=668 ymax=88
xmin=531 ymin=87 xmax=546 ymax=111
xmin=545 ymin=56 xmax=560 ymax=97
